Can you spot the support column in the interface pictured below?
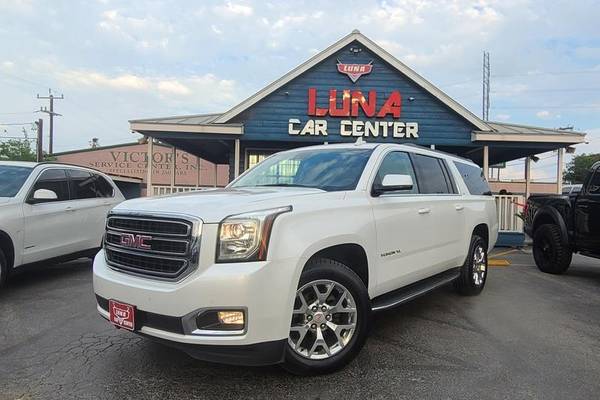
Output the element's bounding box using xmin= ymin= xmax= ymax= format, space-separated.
xmin=171 ymin=146 xmax=176 ymax=189
xmin=483 ymin=145 xmax=489 ymax=180
xmin=557 ymin=148 xmax=564 ymax=194
xmin=214 ymin=163 xmax=218 ymax=188
xmin=146 ymin=137 xmax=153 ymax=196
xmin=525 ymin=156 xmax=532 ymax=199
xmin=234 ymin=139 xmax=240 ymax=178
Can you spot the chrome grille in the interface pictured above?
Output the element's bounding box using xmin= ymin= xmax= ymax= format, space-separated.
xmin=104 ymin=213 xmax=200 ymax=280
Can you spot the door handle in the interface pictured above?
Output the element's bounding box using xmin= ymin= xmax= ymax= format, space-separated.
xmin=418 ymin=208 xmax=431 ymax=215
xmin=65 ymin=207 xmax=76 ymax=212
xmin=455 ymin=204 xmax=464 ymax=211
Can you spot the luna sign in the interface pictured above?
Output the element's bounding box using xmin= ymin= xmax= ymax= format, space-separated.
xmin=288 ymin=61 xmax=419 ymax=139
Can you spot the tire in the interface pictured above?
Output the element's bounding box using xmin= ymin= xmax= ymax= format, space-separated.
xmin=454 ymin=235 xmax=488 ymax=296
xmin=282 ymin=258 xmax=371 ymax=375
xmin=0 ymin=247 xmax=7 ymax=288
xmin=532 ymin=224 xmax=572 ymax=274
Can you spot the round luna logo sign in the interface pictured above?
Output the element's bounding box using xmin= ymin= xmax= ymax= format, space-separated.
xmin=288 ymin=62 xmax=419 ymax=140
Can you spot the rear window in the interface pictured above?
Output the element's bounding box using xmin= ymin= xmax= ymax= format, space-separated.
xmin=454 ymin=162 xmax=492 ymax=196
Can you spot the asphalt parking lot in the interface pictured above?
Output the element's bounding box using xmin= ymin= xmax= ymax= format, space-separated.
xmin=1 ymin=249 xmax=599 ymax=400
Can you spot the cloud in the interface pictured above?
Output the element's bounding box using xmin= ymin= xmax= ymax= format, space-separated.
xmin=214 ymin=2 xmax=253 ymax=17
xmin=157 ymin=80 xmax=191 ymax=95
xmin=495 ymin=113 xmax=511 ymax=121
xmin=97 ymin=9 xmax=173 ymax=50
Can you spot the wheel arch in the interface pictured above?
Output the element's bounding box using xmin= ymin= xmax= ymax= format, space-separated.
xmin=303 ymin=243 xmax=369 ymax=291
xmin=0 ymin=229 xmax=15 ymax=269
xmin=472 ymin=223 xmax=489 ymax=250
xmin=532 ymin=207 xmax=569 ymax=245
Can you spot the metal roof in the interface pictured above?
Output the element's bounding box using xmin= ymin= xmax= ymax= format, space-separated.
xmin=129 ymin=113 xmax=222 ymax=125
xmin=483 ymin=121 xmax=586 ymax=136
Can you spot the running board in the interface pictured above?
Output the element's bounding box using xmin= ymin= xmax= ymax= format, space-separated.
xmin=371 ymin=268 xmax=460 ymax=312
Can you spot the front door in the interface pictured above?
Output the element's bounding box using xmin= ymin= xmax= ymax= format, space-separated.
xmin=575 ymin=167 xmax=600 ymax=251
xmin=22 ymin=168 xmax=78 ymax=264
xmin=369 ymin=151 xmax=438 ymax=295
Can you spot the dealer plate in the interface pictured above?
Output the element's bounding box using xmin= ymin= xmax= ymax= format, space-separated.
xmin=109 ymin=299 xmax=136 ymax=331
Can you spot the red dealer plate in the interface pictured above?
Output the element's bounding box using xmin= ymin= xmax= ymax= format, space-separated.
xmin=109 ymin=299 xmax=136 ymax=331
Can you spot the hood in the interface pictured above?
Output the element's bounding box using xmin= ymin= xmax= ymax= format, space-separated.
xmin=113 ymin=187 xmax=335 ymax=223
xmin=0 ymin=198 xmax=11 ymax=205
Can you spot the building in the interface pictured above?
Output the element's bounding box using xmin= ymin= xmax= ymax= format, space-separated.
xmin=54 ymin=141 xmax=229 ymax=197
xmin=128 ymin=30 xmax=586 ymax=244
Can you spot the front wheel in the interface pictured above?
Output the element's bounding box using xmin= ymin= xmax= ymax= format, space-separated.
xmin=454 ymin=235 xmax=488 ymax=296
xmin=283 ymin=258 xmax=371 ymax=375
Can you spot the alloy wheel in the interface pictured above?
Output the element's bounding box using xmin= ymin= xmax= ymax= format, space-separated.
xmin=288 ymin=279 xmax=357 ymax=360
xmin=472 ymin=245 xmax=487 ymax=286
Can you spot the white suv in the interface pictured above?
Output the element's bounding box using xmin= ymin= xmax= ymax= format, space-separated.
xmin=93 ymin=142 xmax=498 ymax=374
xmin=0 ymin=161 xmax=124 ymax=286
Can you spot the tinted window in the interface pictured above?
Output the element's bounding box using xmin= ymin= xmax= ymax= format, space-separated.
xmin=588 ymin=172 xmax=600 ymax=194
xmin=454 ymin=161 xmax=492 ymax=196
xmin=374 ymin=152 xmax=418 ymax=194
xmin=231 ymin=148 xmax=373 ymax=191
xmin=68 ymin=169 xmax=113 ymax=199
xmin=31 ymin=169 xmax=69 ymax=201
xmin=0 ymin=165 xmax=33 ymax=197
xmin=411 ymin=154 xmax=453 ymax=194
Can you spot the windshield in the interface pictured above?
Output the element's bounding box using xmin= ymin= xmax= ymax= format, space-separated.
xmin=231 ymin=148 xmax=374 ymax=191
xmin=0 ymin=165 xmax=33 ymax=197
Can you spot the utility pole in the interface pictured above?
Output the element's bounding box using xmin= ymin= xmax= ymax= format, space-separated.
xmin=482 ymin=51 xmax=490 ymax=121
xmin=37 ymin=89 xmax=63 ymax=154
xmin=35 ymin=119 xmax=43 ymax=162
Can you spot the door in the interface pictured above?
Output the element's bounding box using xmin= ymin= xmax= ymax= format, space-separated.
xmin=22 ymin=168 xmax=78 ymax=264
xmin=66 ymin=169 xmax=116 ymax=250
xmin=370 ymin=151 xmax=437 ymax=294
xmin=409 ymin=153 xmax=466 ymax=273
xmin=575 ymin=168 xmax=600 ymax=251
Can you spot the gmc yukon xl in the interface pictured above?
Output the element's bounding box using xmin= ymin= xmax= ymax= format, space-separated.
xmin=93 ymin=142 xmax=498 ymax=374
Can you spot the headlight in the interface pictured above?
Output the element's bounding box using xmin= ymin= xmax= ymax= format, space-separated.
xmin=216 ymin=206 xmax=292 ymax=262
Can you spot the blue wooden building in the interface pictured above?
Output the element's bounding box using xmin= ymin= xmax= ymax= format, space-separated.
xmin=130 ymin=30 xmax=586 ymax=246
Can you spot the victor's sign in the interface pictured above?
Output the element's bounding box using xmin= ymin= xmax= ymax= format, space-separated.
xmin=288 ymin=88 xmax=419 ymax=139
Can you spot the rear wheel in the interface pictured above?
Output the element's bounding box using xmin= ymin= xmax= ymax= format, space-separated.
xmin=533 ymin=224 xmax=572 ymax=274
xmin=283 ymin=258 xmax=370 ymax=375
xmin=0 ymin=248 xmax=7 ymax=288
xmin=454 ymin=235 xmax=487 ymax=296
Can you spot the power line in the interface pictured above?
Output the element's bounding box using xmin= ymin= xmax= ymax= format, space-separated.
xmin=37 ymin=89 xmax=64 ymax=154
xmin=0 ymin=122 xmax=34 ymax=126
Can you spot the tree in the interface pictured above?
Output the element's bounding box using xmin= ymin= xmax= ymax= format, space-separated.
xmin=563 ymin=153 xmax=600 ymax=183
xmin=0 ymin=138 xmax=37 ymax=161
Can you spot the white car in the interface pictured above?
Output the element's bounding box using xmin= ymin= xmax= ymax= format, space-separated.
xmin=93 ymin=142 xmax=498 ymax=374
xmin=0 ymin=161 xmax=124 ymax=286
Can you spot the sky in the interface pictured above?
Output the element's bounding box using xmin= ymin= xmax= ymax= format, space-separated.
xmin=1 ymin=0 xmax=600 ymax=181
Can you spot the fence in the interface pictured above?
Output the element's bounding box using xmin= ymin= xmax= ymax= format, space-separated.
xmin=494 ymin=194 xmax=525 ymax=232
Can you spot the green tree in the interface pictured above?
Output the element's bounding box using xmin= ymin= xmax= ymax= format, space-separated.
xmin=0 ymin=138 xmax=37 ymax=161
xmin=563 ymin=153 xmax=600 ymax=183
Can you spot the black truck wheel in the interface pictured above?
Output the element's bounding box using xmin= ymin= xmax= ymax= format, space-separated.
xmin=533 ymin=224 xmax=572 ymax=274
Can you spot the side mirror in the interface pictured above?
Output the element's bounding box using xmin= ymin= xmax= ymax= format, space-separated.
xmin=31 ymin=188 xmax=58 ymax=203
xmin=373 ymin=174 xmax=414 ymax=196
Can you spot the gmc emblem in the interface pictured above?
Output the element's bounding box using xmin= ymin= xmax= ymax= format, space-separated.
xmin=119 ymin=233 xmax=152 ymax=250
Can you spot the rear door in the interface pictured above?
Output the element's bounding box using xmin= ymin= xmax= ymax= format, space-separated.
xmin=575 ymin=167 xmax=600 ymax=251
xmin=22 ymin=168 xmax=77 ymax=263
xmin=409 ymin=153 xmax=466 ymax=273
xmin=67 ymin=169 xmax=116 ymax=251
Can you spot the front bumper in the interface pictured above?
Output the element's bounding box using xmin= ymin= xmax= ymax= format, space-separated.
xmin=93 ymin=246 xmax=304 ymax=366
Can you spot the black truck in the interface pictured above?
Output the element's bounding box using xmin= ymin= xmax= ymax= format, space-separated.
xmin=524 ymin=161 xmax=600 ymax=274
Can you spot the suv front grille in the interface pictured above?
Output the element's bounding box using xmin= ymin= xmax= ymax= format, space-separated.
xmin=104 ymin=214 xmax=200 ymax=280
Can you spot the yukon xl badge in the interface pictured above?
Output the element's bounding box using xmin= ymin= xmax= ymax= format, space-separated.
xmin=337 ymin=59 xmax=373 ymax=83
xmin=119 ymin=233 xmax=152 ymax=250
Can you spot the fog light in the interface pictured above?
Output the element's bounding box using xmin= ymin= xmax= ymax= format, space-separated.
xmin=195 ymin=309 xmax=245 ymax=332
xmin=218 ymin=311 xmax=244 ymax=325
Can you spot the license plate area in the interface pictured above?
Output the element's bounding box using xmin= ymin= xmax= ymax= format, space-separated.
xmin=109 ymin=299 xmax=136 ymax=331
